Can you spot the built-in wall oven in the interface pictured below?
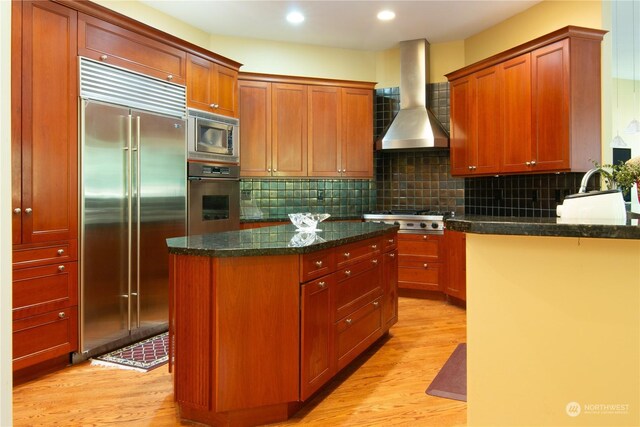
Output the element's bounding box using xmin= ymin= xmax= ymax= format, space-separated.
xmin=188 ymin=162 xmax=240 ymax=235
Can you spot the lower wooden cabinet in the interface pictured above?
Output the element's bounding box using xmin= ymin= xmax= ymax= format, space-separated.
xmin=397 ymin=233 xmax=443 ymax=291
xmin=444 ymin=230 xmax=466 ymax=301
xmin=336 ymin=296 xmax=383 ymax=370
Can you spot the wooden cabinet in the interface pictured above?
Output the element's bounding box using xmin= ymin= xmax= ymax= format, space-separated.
xmin=186 ymin=53 xmax=238 ymax=117
xmin=239 ymin=74 xmax=375 ymax=178
xmin=382 ymin=249 xmax=399 ymax=328
xmin=447 ymin=26 xmax=605 ymax=177
xmin=397 ymin=233 xmax=443 ymax=292
xmin=11 ymin=0 xmax=79 ymax=374
xmin=444 ymin=230 xmax=466 ymax=302
xmin=78 ymin=13 xmax=187 ymax=84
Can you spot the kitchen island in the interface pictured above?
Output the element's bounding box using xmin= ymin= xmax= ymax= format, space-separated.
xmin=446 ymin=216 xmax=640 ymax=426
xmin=166 ymin=222 xmax=399 ymax=426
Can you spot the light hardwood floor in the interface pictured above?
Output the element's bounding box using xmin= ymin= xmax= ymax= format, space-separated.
xmin=13 ymin=297 xmax=466 ymax=426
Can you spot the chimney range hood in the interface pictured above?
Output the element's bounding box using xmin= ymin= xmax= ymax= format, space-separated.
xmin=376 ymin=39 xmax=449 ymax=150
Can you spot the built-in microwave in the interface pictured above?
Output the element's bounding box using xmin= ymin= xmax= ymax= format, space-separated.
xmin=187 ymin=108 xmax=239 ymax=164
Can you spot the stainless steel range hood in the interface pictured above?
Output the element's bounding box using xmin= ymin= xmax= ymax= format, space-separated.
xmin=376 ymin=39 xmax=449 ymax=150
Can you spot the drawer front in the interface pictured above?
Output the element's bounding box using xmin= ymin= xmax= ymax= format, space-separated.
xmin=300 ymin=248 xmax=336 ymax=282
xmin=383 ymin=233 xmax=397 ymax=252
xmin=398 ymin=263 xmax=441 ymax=291
xmin=13 ymin=240 xmax=77 ymax=269
xmin=334 ymin=258 xmax=382 ymax=321
xmin=335 ymin=297 xmax=383 ymax=370
xmin=13 ymin=307 xmax=78 ymax=371
xmin=13 ymin=262 xmax=78 ymax=319
xmin=78 ymin=14 xmax=187 ymax=84
xmin=336 ymin=237 xmax=381 ymax=268
xmin=397 ymin=233 xmax=441 ymax=261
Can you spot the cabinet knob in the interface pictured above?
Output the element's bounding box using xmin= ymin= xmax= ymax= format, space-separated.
xmin=167 ymin=74 xmax=174 ymax=81
xmin=99 ymin=54 xmax=108 ymax=61
xmin=372 ymin=259 xmax=378 ymax=265
xmin=318 ymin=281 xmax=326 ymax=288
xmin=371 ymin=244 xmax=377 ymax=249
xmin=13 ymin=208 xmax=21 ymax=214
xmin=525 ymin=161 xmax=531 ymax=166
xmin=422 ymin=235 xmax=427 ymax=240
xmin=373 ymin=301 xmax=379 ymax=307
xmin=57 ymin=249 xmax=65 ymax=256
xmin=342 ymin=169 xmax=347 ymax=173
xmin=343 ymin=252 xmax=350 ymax=258
xmin=388 ymin=238 xmax=394 ymax=243
xmin=389 ymin=253 xmax=395 ymax=258
xmin=315 ymin=260 xmax=323 ymax=267
xmin=58 ymin=312 xmax=66 ymax=319
xmin=267 ymin=168 xmax=272 ymax=172
xmin=530 ymin=160 xmax=537 ymax=166
xmin=345 ymin=318 xmax=352 ymax=325
xmin=25 ymin=208 xmax=32 ymax=214
xmin=209 ymin=103 xmax=219 ymax=109
xmin=423 ymin=263 xmax=428 ymax=269
xmin=58 ymin=265 xmax=65 ymax=272
xmin=468 ymin=165 xmax=473 ymax=170
xmin=345 ymin=270 xmax=351 ymax=276
xmin=273 ymin=168 xmax=277 ymax=172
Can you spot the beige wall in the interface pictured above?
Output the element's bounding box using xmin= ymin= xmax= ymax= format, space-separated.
xmin=0 ymin=0 xmax=13 ymax=423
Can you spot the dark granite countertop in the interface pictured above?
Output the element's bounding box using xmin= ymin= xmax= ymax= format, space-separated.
xmin=167 ymin=221 xmax=399 ymax=257
xmin=446 ymin=213 xmax=640 ymax=240
xmin=240 ymin=215 xmax=363 ymax=223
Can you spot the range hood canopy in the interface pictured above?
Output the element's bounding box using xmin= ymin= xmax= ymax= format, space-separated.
xmin=376 ymin=39 xmax=449 ymax=150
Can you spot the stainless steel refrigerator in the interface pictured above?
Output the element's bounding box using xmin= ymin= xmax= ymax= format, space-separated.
xmin=77 ymin=58 xmax=187 ymax=359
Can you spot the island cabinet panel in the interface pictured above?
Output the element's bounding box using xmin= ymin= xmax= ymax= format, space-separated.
xmin=382 ymin=249 xmax=399 ymax=328
xmin=444 ymin=230 xmax=466 ymax=302
xmin=78 ymin=13 xmax=187 ymax=84
xmin=334 ymin=257 xmax=382 ymax=321
xmin=397 ymin=234 xmax=443 ymax=292
xmin=446 ymin=26 xmax=605 ymax=176
xmin=336 ymin=296 xmax=383 ymax=370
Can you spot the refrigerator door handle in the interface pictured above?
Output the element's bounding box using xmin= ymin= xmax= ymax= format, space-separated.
xmin=126 ymin=113 xmax=133 ymax=333
xmin=135 ymin=115 xmax=141 ymax=329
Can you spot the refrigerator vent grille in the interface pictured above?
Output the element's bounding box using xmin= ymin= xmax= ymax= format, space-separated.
xmin=79 ymin=57 xmax=186 ymax=118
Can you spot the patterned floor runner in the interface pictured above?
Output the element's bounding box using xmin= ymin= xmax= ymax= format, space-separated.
xmin=91 ymin=332 xmax=169 ymax=372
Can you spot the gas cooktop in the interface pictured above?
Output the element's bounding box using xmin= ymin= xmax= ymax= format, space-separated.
xmin=362 ymin=209 xmax=453 ymax=234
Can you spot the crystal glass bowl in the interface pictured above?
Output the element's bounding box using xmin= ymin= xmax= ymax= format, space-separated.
xmin=288 ymin=213 xmax=331 ymax=232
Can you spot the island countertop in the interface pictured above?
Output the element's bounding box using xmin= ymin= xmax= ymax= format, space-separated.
xmin=446 ymin=213 xmax=640 ymax=240
xmin=166 ymin=221 xmax=399 ymax=257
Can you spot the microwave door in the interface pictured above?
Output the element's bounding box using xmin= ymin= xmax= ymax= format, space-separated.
xmin=197 ymin=122 xmax=230 ymax=155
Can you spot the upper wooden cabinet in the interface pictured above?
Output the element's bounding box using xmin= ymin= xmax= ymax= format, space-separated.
xmin=13 ymin=0 xmax=78 ymax=246
xmin=446 ymin=26 xmax=606 ymax=177
xmin=239 ymin=74 xmax=375 ymax=178
xmin=78 ymin=13 xmax=187 ymax=85
xmin=186 ymin=53 xmax=238 ymax=117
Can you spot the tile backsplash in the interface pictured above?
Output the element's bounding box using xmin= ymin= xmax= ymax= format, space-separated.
xmin=240 ymin=179 xmax=376 ymax=219
xmin=464 ymin=172 xmax=599 ymax=217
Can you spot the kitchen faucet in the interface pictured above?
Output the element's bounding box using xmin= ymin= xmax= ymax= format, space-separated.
xmin=578 ymin=168 xmax=601 ymax=193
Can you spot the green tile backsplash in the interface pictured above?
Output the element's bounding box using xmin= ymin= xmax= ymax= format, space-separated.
xmin=240 ymin=179 xmax=377 ymax=220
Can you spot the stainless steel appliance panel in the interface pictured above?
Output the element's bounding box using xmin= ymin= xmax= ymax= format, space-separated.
xmin=81 ymin=100 xmax=131 ymax=352
xmin=188 ymin=163 xmax=240 ymax=235
xmin=135 ymin=110 xmax=186 ymax=328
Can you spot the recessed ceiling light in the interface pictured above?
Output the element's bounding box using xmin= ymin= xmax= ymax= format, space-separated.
xmin=377 ymin=10 xmax=396 ymax=21
xmin=286 ymin=11 xmax=305 ymax=24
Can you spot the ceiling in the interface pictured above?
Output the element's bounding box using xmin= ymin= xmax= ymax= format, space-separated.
xmin=141 ymin=0 xmax=542 ymax=51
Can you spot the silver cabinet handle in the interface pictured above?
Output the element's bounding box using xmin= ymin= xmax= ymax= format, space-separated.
xmin=345 ymin=270 xmax=351 ymax=276
xmin=372 ymin=259 xmax=378 ymax=265
xmin=389 ymin=253 xmax=395 ymax=258
xmin=99 ymin=54 xmax=107 ymax=61
xmin=273 ymin=168 xmax=277 ymax=172
xmin=423 ymin=263 xmax=428 ymax=269
xmin=57 ymin=265 xmax=65 ymax=272
xmin=468 ymin=165 xmax=473 ymax=170
xmin=58 ymin=312 xmax=66 ymax=319
xmin=57 ymin=249 xmax=65 ymax=256
xmin=121 ymin=294 xmax=129 ymax=298
xmin=267 ymin=168 xmax=272 ymax=172
xmin=371 ymin=244 xmax=377 ymax=249
xmin=373 ymin=301 xmax=379 ymax=307
xmin=167 ymin=74 xmax=174 ymax=81
xmin=315 ymin=260 xmax=323 ymax=267
xmin=318 ymin=281 xmax=326 ymax=288
xmin=531 ymin=160 xmax=537 ymax=166
xmin=344 ymin=252 xmax=350 ymax=258
xmin=25 ymin=208 xmax=32 ymax=214
xmin=388 ymin=238 xmax=394 ymax=243
xmin=209 ymin=103 xmax=216 ymax=109
xmin=422 ymin=235 xmax=427 ymax=240
xmin=13 ymin=208 xmax=21 ymax=214
xmin=131 ymin=292 xmax=138 ymax=296
xmin=345 ymin=318 xmax=352 ymax=325
xmin=525 ymin=161 xmax=531 ymax=166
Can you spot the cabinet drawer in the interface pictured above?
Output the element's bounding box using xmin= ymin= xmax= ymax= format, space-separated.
xmin=13 ymin=240 xmax=77 ymax=269
xmin=397 ymin=233 xmax=441 ymax=260
xmin=336 ymin=237 xmax=381 ymax=268
xmin=335 ymin=297 xmax=383 ymax=370
xmin=398 ymin=263 xmax=441 ymax=291
xmin=300 ymin=248 xmax=336 ymax=282
xmin=78 ymin=14 xmax=187 ymax=85
xmin=383 ymin=233 xmax=397 ymax=252
xmin=13 ymin=307 xmax=78 ymax=371
xmin=334 ymin=258 xmax=382 ymax=321
xmin=13 ymin=262 xmax=78 ymax=320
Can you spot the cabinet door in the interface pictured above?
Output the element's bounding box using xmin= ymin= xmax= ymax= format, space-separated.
xmin=444 ymin=230 xmax=466 ymax=301
xmin=239 ymin=80 xmax=272 ymax=177
xmin=186 ymin=53 xmax=215 ymax=111
xmin=300 ymin=276 xmax=336 ymax=400
xmin=501 ymin=54 xmax=532 ymax=173
xmin=341 ymin=88 xmax=373 ymax=178
xmin=216 ymin=65 xmax=238 ymax=118
xmin=531 ymin=39 xmax=570 ymax=172
xmin=474 ymin=66 xmax=501 ymax=175
xmin=11 ymin=0 xmax=22 ymax=245
xmin=308 ymin=86 xmax=341 ymax=177
xmin=272 ymin=83 xmax=308 ymax=177
xmin=382 ymin=249 xmax=398 ymax=328
xmin=20 ymin=0 xmax=78 ymax=244
xmin=450 ymin=77 xmax=473 ymax=176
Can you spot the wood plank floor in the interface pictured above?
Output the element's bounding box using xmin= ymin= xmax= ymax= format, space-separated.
xmin=13 ymin=297 xmax=466 ymax=426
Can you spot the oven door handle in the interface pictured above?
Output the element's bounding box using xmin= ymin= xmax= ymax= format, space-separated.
xmin=188 ymin=177 xmax=240 ymax=182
